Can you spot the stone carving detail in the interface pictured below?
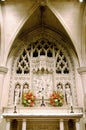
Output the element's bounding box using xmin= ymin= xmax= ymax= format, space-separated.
xmin=56 ymin=82 xmax=73 ymax=105
xmin=9 ymin=38 xmax=77 ymax=106
xmin=56 ymin=51 xmax=69 ymax=74
xmin=14 ymin=83 xmax=21 ymax=105
xmin=23 ymin=83 xmax=29 ymax=94
xmin=56 ymin=82 xmax=63 ymax=93
xmin=15 ymin=39 xmax=69 ymax=74
xmin=31 ymin=57 xmax=54 ymax=72
xmin=33 ymin=73 xmax=53 ymax=99
xmin=13 ymin=82 xmax=30 ymax=105
xmin=65 ymin=82 xmax=72 ymax=105
xmin=16 ymin=49 xmax=30 ymax=74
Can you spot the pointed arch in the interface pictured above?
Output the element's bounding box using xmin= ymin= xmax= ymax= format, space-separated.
xmin=47 ymin=4 xmax=79 ymax=64
xmin=5 ymin=3 xmax=39 ymax=64
xmin=6 ymin=4 xmax=79 ymax=65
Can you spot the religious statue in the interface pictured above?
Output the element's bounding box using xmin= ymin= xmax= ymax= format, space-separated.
xmin=23 ymin=83 xmax=29 ymax=94
xmin=65 ymin=83 xmax=72 ymax=105
xmin=14 ymin=83 xmax=21 ymax=105
xmin=56 ymin=83 xmax=63 ymax=93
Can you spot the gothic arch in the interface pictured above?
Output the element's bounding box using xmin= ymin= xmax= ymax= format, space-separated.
xmin=5 ymin=3 xmax=39 ymax=65
xmin=3 ymin=4 xmax=83 ymax=108
xmin=6 ymin=4 xmax=79 ymax=66
xmin=48 ymin=4 xmax=79 ymax=62
xmin=7 ymin=34 xmax=78 ymax=107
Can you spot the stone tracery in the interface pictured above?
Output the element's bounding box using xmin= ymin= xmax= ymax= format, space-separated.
xmin=8 ymin=38 xmax=76 ymax=106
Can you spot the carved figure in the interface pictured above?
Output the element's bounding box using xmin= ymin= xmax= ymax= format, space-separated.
xmin=14 ymin=84 xmax=21 ymax=105
xmin=65 ymin=83 xmax=72 ymax=105
xmin=56 ymin=83 xmax=63 ymax=93
xmin=23 ymin=83 xmax=29 ymax=94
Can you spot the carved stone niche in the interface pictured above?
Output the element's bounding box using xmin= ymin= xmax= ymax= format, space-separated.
xmin=31 ymin=56 xmax=54 ymax=72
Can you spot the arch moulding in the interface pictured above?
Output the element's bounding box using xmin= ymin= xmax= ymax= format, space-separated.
xmin=6 ymin=3 xmax=79 ymax=66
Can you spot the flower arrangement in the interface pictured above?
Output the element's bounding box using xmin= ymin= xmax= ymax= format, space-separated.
xmin=49 ymin=91 xmax=64 ymax=106
xmin=22 ymin=91 xmax=36 ymax=107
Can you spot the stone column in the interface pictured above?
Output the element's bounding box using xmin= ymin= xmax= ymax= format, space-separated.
xmin=60 ymin=119 xmax=64 ymax=130
xmin=6 ymin=119 xmax=11 ymax=130
xmin=0 ymin=66 xmax=8 ymax=110
xmin=78 ymin=67 xmax=86 ymax=112
xmin=75 ymin=119 xmax=80 ymax=130
xmin=0 ymin=1 xmax=7 ymax=111
xmin=22 ymin=119 xmax=26 ymax=130
xmin=0 ymin=1 xmax=6 ymax=66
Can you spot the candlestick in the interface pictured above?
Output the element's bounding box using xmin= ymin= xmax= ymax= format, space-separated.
xmin=41 ymin=96 xmax=45 ymax=106
xmin=13 ymin=105 xmax=17 ymax=113
xmin=13 ymin=100 xmax=17 ymax=113
xmin=70 ymin=105 xmax=74 ymax=113
xmin=70 ymin=95 xmax=74 ymax=113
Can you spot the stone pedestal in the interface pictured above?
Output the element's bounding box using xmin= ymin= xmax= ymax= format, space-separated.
xmin=0 ymin=66 xmax=8 ymax=110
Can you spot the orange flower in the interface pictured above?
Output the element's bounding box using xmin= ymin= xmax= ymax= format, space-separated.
xmin=22 ymin=91 xmax=36 ymax=107
xmin=30 ymin=102 xmax=34 ymax=107
xmin=49 ymin=91 xmax=64 ymax=107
